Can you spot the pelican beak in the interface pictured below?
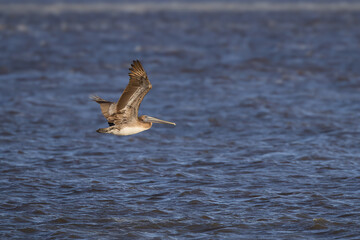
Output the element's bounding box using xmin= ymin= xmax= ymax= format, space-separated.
xmin=145 ymin=116 xmax=176 ymax=126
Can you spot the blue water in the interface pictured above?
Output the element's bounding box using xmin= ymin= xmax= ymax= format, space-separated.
xmin=1 ymin=3 xmax=360 ymax=239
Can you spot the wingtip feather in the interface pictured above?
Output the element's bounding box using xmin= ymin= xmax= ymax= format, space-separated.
xmin=90 ymin=95 xmax=111 ymax=103
xmin=89 ymin=95 xmax=99 ymax=101
xmin=128 ymin=59 xmax=146 ymax=78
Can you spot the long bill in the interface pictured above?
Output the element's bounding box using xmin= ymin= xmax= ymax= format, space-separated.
xmin=144 ymin=116 xmax=176 ymax=126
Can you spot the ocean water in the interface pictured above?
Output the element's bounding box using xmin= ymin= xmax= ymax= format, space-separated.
xmin=1 ymin=3 xmax=360 ymax=239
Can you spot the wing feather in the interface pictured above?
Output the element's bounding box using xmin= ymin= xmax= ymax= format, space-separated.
xmin=90 ymin=95 xmax=113 ymax=119
xmin=115 ymin=60 xmax=152 ymax=119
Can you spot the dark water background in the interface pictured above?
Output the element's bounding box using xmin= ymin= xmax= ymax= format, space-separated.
xmin=1 ymin=2 xmax=360 ymax=239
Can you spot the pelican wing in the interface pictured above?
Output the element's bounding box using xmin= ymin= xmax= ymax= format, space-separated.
xmin=90 ymin=95 xmax=114 ymax=119
xmin=116 ymin=60 xmax=152 ymax=118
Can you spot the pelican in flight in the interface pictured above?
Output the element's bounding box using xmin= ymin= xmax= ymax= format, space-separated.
xmin=91 ymin=60 xmax=176 ymax=136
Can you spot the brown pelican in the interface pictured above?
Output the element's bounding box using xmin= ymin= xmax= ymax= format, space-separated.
xmin=91 ymin=60 xmax=176 ymax=136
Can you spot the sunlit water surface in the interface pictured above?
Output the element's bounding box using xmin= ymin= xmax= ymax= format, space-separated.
xmin=1 ymin=4 xmax=360 ymax=239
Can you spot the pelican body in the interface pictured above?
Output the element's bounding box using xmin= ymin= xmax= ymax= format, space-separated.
xmin=91 ymin=60 xmax=175 ymax=136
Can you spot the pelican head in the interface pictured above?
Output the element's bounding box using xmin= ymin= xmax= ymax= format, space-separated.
xmin=140 ymin=115 xmax=176 ymax=126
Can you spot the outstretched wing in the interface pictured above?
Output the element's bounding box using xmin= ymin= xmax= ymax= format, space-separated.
xmin=90 ymin=95 xmax=114 ymax=119
xmin=116 ymin=60 xmax=152 ymax=118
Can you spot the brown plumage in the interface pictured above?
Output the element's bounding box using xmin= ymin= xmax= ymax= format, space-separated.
xmin=91 ymin=60 xmax=175 ymax=136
